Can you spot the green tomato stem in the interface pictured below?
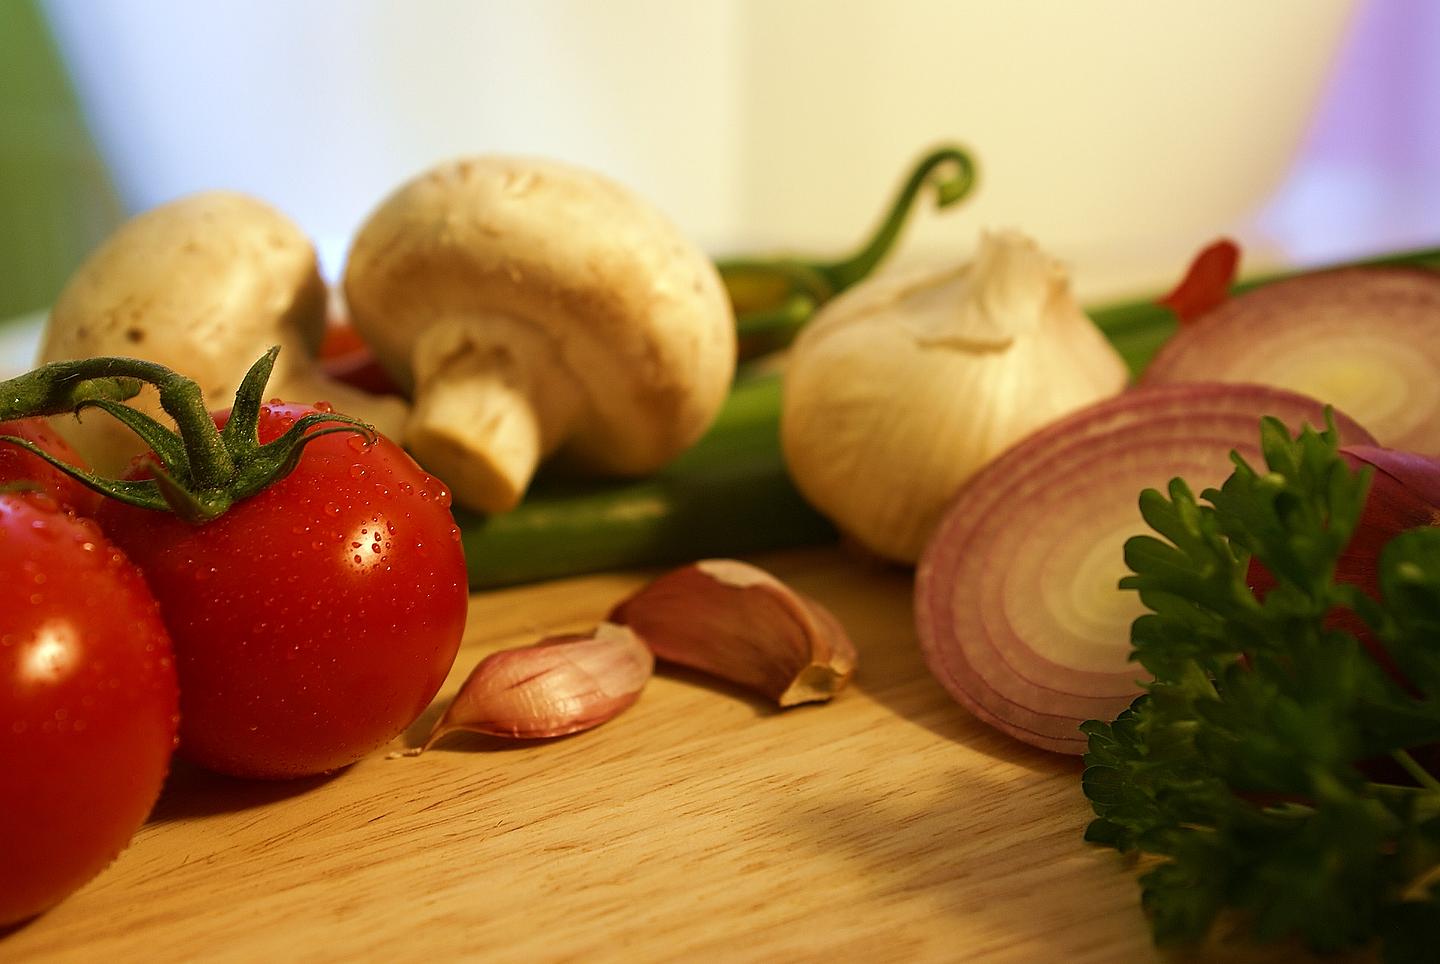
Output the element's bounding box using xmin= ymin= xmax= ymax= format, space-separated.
xmin=0 ymin=360 xmax=141 ymax=420
xmin=1391 ymin=749 xmax=1440 ymax=793
xmin=0 ymin=347 xmax=372 ymax=523
xmin=0 ymin=353 xmax=233 ymax=486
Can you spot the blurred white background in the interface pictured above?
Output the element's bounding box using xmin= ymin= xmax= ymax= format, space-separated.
xmin=3 ymin=0 xmax=1438 ymax=338
xmin=37 ymin=0 xmax=1401 ymax=295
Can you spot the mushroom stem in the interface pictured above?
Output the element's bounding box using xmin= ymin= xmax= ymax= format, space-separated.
xmin=405 ymin=320 xmax=580 ymax=515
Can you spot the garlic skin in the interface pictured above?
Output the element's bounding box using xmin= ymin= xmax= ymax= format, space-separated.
xmin=781 ymin=230 xmax=1129 ymax=563
xmin=425 ymin=623 xmax=652 ymax=745
xmin=609 ymin=559 xmax=856 ymax=706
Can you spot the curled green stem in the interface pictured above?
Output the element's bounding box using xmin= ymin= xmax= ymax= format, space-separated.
xmin=717 ymin=143 xmax=978 ymax=351
xmin=819 ymin=144 xmax=978 ymax=291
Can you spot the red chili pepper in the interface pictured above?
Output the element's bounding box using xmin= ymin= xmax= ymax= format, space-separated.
xmin=1157 ymin=238 xmax=1240 ymax=324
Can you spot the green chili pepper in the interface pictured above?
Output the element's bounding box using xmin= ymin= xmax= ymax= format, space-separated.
xmin=461 ymin=244 xmax=1440 ymax=589
xmin=457 ymin=366 xmax=835 ymax=587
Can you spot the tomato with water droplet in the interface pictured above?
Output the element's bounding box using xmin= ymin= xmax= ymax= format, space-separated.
xmin=0 ymin=492 xmax=178 ymax=927
xmin=95 ymin=403 xmax=468 ymax=780
xmin=0 ymin=418 xmax=102 ymax=515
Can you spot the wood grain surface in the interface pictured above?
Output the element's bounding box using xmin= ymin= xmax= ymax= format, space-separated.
xmin=1 ymin=546 xmax=1345 ymax=963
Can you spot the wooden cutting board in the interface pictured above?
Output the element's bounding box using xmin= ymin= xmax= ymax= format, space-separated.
xmin=1 ymin=546 xmax=1335 ymax=963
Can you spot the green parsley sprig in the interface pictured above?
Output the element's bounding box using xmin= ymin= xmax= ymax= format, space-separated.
xmin=1082 ymin=417 xmax=1440 ymax=962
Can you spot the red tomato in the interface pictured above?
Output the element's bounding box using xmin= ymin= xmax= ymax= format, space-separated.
xmin=0 ymin=418 xmax=102 ymax=516
xmin=1 ymin=493 xmax=178 ymax=927
xmin=318 ymin=324 xmax=402 ymax=396
xmin=95 ymin=403 xmax=468 ymax=779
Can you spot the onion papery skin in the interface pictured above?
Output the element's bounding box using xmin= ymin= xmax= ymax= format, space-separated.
xmin=915 ymin=383 xmax=1377 ymax=755
xmin=1142 ymin=268 xmax=1440 ymax=455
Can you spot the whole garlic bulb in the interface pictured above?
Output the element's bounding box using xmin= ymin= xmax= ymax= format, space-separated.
xmin=781 ymin=230 xmax=1129 ymax=563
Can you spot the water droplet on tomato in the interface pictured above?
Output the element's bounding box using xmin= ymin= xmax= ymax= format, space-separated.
xmin=314 ymin=401 xmax=334 ymax=413
xmin=350 ymin=464 xmax=366 ymax=480
xmin=353 ymin=554 xmax=363 ymax=564
xmin=29 ymin=492 xmax=59 ymax=514
xmin=346 ymin=435 xmax=368 ymax=453
xmin=325 ymin=502 xmax=341 ymax=517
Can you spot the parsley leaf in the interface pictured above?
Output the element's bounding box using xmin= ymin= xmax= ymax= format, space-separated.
xmin=1082 ymin=418 xmax=1440 ymax=962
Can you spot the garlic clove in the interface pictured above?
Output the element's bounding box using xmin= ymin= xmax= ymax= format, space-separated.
xmin=608 ymin=559 xmax=857 ymax=706
xmin=425 ymin=622 xmax=652 ymax=746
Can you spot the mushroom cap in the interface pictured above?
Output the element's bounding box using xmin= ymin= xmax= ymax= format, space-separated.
xmin=43 ymin=191 xmax=327 ymax=399
xmin=39 ymin=191 xmax=409 ymax=473
xmin=342 ymin=155 xmax=736 ymax=478
xmin=39 ymin=192 xmax=328 ymax=470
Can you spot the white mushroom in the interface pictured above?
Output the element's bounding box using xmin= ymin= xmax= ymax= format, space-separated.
xmin=342 ymin=155 xmax=736 ymax=515
xmin=38 ymin=191 xmax=409 ymax=473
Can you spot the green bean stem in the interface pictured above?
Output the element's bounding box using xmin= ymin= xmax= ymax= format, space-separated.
xmin=718 ymin=145 xmax=979 ymax=353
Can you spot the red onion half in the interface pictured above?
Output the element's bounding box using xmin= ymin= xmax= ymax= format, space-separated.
xmin=1247 ymin=444 xmax=1440 ymax=683
xmin=1142 ymin=268 xmax=1440 ymax=455
xmin=914 ymin=383 xmax=1377 ymax=755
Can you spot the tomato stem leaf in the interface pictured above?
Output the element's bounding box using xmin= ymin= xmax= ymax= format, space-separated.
xmin=0 ymin=348 xmax=374 ymax=523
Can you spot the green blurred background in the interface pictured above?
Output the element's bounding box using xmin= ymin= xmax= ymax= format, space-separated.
xmin=0 ymin=0 xmax=121 ymax=320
